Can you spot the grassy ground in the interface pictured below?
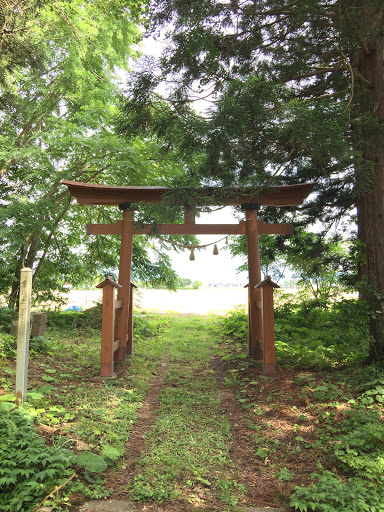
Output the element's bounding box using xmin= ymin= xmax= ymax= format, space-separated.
xmin=126 ymin=316 xmax=247 ymax=508
xmin=1 ymin=305 xmax=384 ymax=511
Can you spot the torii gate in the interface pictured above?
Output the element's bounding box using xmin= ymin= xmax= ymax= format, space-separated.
xmin=62 ymin=180 xmax=315 ymax=376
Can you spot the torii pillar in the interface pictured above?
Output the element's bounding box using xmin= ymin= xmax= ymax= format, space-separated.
xmin=114 ymin=203 xmax=134 ymax=360
xmin=242 ymin=203 xmax=263 ymax=360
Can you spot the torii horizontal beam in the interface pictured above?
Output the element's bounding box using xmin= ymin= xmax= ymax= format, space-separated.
xmin=62 ymin=180 xmax=316 ymax=207
xmin=86 ymin=220 xmax=294 ymax=236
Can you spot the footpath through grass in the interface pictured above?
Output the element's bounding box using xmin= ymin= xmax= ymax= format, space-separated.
xmin=128 ymin=315 xmax=247 ymax=507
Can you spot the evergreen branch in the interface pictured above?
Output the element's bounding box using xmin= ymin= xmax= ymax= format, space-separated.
xmin=335 ymin=45 xmax=354 ymax=110
xmin=312 ymin=88 xmax=348 ymax=100
xmin=353 ymin=70 xmax=372 ymax=89
xmin=234 ymin=0 xmax=301 ymax=17
xmin=281 ymin=66 xmax=348 ymax=83
xmin=2 ymin=26 xmax=30 ymax=35
xmin=265 ymin=148 xmax=296 ymax=185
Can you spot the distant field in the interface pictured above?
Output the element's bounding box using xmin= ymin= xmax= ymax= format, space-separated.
xmin=0 ymin=286 xmax=298 ymax=314
xmin=62 ymin=286 xmax=298 ymax=315
xmin=64 ymin=287 xmax=248 ymax=315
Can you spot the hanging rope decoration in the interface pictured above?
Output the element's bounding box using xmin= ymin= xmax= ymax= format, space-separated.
xmin=157 ymin=235 xmax=228 ymax=261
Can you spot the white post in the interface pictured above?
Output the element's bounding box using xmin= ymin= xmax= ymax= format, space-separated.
xmin=15 ymin=268 xmax=33 ymax=403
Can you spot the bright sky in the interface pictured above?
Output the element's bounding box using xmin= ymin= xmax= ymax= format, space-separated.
xmin=161 ymin=207 xmax=249 ymax=286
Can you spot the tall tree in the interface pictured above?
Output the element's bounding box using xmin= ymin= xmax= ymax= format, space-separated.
xmin=118 ymin=0 xmax=384 ymax=360
xmin=0 ymin=0 xmax=185 ymax=306
xmin=0 ymin=0 xmax=48 ymax=89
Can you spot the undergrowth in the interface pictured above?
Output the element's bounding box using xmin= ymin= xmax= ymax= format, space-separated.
xmin=215 ymin=295 xmax=384 ymax=512
xmin=129 ymin=315 xmax=247 ymax=507
xmin=0 ymin=309 xmax=169 ymax=511
xmin=0 ymin=406 xmax=73 ymax=511
xmin=216 ymin=296 xmax=370 ymax=369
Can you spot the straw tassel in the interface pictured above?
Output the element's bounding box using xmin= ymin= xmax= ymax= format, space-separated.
xmin=213 ymin=244 xmax=219 ymax=255
xmin=189 ymin=248 xmax=195 ymax=261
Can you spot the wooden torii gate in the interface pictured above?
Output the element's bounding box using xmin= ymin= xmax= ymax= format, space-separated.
xmin=62 ymin=180 xmax=315 ymax=376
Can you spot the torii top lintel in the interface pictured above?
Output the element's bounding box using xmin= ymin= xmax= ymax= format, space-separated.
xmin=61 ymin=180 xmax=315 ymax=207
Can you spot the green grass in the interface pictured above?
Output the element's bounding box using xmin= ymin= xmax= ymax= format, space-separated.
xmin=130 ymin=315 xmax=247 ymax=507
xmin=214 ymin=303 xmax=384 ymax=512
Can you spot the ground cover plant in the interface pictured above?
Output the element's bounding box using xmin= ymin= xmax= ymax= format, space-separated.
xmin=214 ymin=295 xmax=384 ymax=511
xmin=1 ymin=299 xmax=384 ymax=511
xmin=0 ymin=308 xmax=169 ymax=511
xmin=217 ymin=294 xmax=370 ymax=368
xmin=127 ymin=316 xmax=248 ymax=508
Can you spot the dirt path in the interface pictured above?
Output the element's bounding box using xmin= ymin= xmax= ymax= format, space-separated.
xmin=105 ymin=354 xmax=169 ymax=497
xmin=212 ymin=358 xmax=290 ymax=508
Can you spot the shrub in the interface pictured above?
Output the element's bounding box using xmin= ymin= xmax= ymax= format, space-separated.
xmin=46 ymin=305 xmax=102 ymax=331
xmin=216 ymin=298 xmax=370 ymax=369
xmin=291 ymin=472 xmax=384 ymax=512
xmin=0 ymin=332 xmax=17 ymax=359
xmin=0 ymin=406 xmax=73 ymax=511
xmin=0 ymin=307 xmax=17 ymax=334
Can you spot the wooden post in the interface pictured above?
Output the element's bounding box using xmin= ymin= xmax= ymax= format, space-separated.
xmin=96 ymin=276 xmax=122 ymax=377
xmin=15 ymin=267 xmax=33 ymax=403
xmin=256 ymin=276 xmax=280 ymax=377
xmin=115 ymin=206 xmax=134 ymax=361
xmin=184 ymin=206 xmax=195 ymax=224
xmin=127 ymin=282 xmax=137 ymax=355
xmin=243 ymin=205 xmax=263 ymax=360
xmin=244 ymin=283 xmax=253 ymax=355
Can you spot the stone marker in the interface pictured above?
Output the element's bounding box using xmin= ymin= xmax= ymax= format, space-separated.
xmin=15 ymin=267 xmax=33 ymax=403
xmin=31 ymin=312 xmax=47 ymax=337
xmin=9 ymin=320 xmax=18 ymax=337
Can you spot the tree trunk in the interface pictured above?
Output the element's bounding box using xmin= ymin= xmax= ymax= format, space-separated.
xmin=355 ymin=16 xmax=384 ymax=361
xmin=8 ymin=246 xmax=27 ymax=309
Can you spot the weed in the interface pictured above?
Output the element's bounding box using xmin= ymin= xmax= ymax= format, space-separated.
xmin=0 ymin=407 xmax=73 ymax=511
xmin=216 ymin=299 xmax=370 ymax=369
xmin=291 ymin=471 xmax=384 ymax=512
xmin=216 ymin=478 xmax=247 ymax=506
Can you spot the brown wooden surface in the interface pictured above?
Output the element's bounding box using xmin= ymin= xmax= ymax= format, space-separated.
xmin=88 ymin=222 xmax=122 ymax=235
xmin=245 ymin=209 xmax=263 ymax=361
xmin=114 ymin=209 xmax=133 ymax=361
xmin=256 ymin=278 xmax=279 ymax=377
xmin=184 ymin=207 xmax=195 ymax=224
xmin=96 ymin=276 xmax=121 ymax=289
xmin=261 ymin=285 xmax=276 ymax=377
xmin=247 ymin=285 xmax=253 ymax=357
xmin=135 ymin=223 xmax=246 ymax=235
xmin=257 ymin=221 xmax=293 ymax=235
xmin=87 ymin=220 xmax=293 ymax=236
xmin=127 ymin=284 xmax=134 ymax=356
xmin=100 ymin=282 xmax=115 ymax=377
xmin=62 ymin=180 xmax=315 ymax=207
